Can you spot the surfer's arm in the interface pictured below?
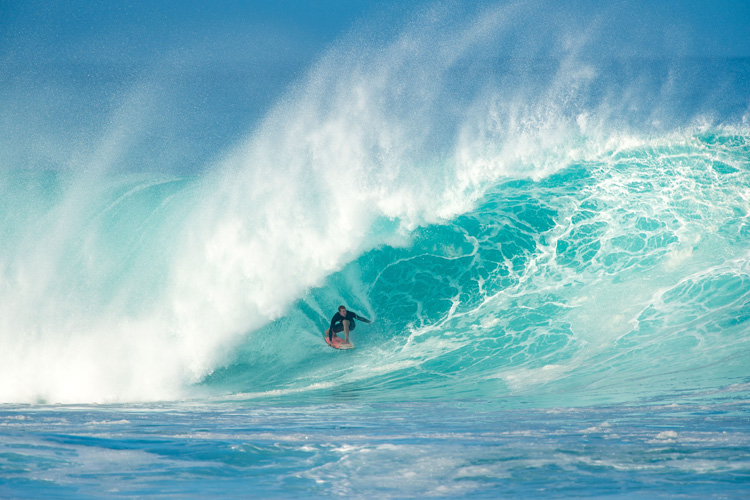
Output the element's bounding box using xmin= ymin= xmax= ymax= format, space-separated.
xmin=329 ymin=313 xmax=340 ymax=331
xmin=355 ymin=314 xmax=371 ymax=323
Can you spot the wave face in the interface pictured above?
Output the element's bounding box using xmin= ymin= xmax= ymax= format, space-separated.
xmin=1 ymin=2 xmax=749 ymax=404
xmin=207 ymin=130 xmax=750 ymax=406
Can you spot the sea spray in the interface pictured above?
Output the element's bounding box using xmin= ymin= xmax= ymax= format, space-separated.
xmin=1 ymin=2 xmax=748 ymax=405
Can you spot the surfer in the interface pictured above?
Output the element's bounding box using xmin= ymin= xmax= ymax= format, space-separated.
xmin=326 ymin=305 xmax=371 ymax=345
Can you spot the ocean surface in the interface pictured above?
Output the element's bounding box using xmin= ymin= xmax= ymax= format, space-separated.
xmin=1 ymin=1 xmax=749 ymax=498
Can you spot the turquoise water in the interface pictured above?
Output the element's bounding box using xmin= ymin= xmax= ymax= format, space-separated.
xmin=1 ymin=1 xmax=750 ymax=497
xmin=206 ymin=131 xmax=750 ymax=408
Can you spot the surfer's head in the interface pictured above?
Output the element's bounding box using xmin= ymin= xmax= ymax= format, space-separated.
xmin=338 ymin=305 xmax=347 ymax=315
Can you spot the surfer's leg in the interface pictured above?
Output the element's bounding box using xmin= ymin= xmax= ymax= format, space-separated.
xmin=343 ymin=320 xmax=350 ymax=343
xmin=326 ymin=328 xmax=331 ymax=341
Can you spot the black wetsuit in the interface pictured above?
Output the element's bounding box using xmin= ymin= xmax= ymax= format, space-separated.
xmin=328 ymin=311 xmax=370 ymax=340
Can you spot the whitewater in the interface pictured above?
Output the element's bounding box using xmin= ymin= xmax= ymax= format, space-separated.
xmin=1 ymin=1 xmax=749 ymax=498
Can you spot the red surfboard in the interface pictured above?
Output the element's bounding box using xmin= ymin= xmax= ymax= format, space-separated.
xmin=325 ymin=333 xmax=354 ymax=350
